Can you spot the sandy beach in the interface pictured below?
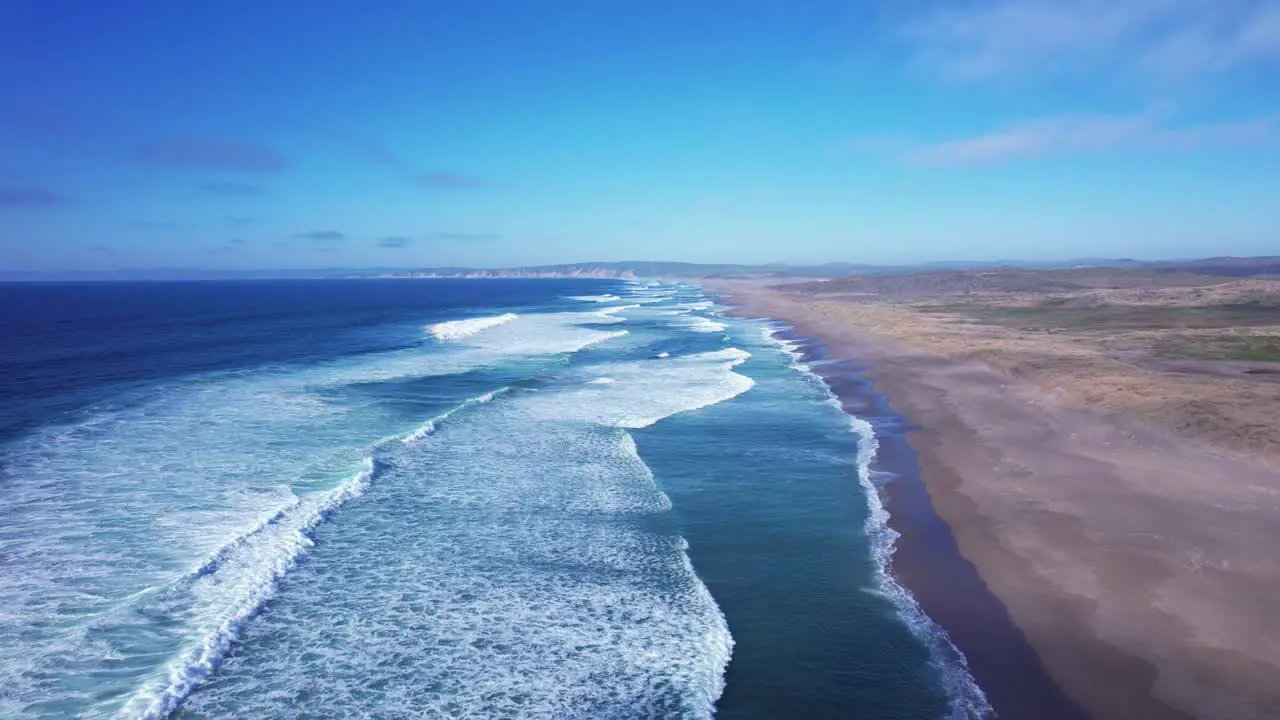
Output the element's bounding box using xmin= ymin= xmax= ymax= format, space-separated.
xmin=711 ymin=279 xmax=1280 ymax=720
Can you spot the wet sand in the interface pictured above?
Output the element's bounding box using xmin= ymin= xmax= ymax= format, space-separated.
xmin=711 ymin=280 xmax=1280 ymax=720
xmin=791 ymin=334 xmax=1088 ymax=720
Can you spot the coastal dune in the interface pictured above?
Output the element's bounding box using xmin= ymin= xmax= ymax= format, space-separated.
xmin=711 ymin=279 xmax=1280 ymax=720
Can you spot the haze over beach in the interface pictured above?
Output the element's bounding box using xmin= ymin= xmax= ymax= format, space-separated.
xmin=3 ymin=2 xmax=1280 ymax=719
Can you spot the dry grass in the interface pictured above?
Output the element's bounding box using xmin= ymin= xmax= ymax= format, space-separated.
xmin=801 ymin=277 xmax=1280 ymax=460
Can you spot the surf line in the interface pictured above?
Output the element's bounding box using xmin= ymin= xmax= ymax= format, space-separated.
xmin=121 ymin=387 xmax=512 ymax=719
xmin=762 ymin=324 xmax=995 ymax=720
xmin=428 ymin=312 xmax=518 ymax=340
xmin=402 ymin=387 xmax=512 ymax=443
xmin=120 ymin=457 xmax=376 ymax=720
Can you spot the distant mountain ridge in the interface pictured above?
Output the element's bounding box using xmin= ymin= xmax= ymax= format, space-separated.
xmin=4 ymin=257 xmax=1277 ymax=282
xmin=359 ymin=256 xmax=1280 ymax=280
xmin=358 ymin=261 xmax=829 ymax=279
xmin=357 ymin=258 xmax=1123 ymax=280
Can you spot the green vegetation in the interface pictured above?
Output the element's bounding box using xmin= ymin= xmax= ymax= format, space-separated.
xmin=1160 ymin=337 xmax=1280 ymax=362
xmin=927 ymin=300 xmax=1280 ymax=362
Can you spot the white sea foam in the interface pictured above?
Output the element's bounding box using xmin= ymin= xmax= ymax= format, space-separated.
xmin=0 ymin=371 xmax=372 ymax=718
xmin=402 ymin=419 xmax=437 ymax=442
xmin=326 ymin=312 xmax=629 ymax=385
xmin=567 ymin=294 xmax=621 ymax=303
xmin=458 ymin=312 xmax=627 ymax=357
xmin=401 ymin=388 xmax=511 ymax=443
xmin=527 ymin=348 xmax=754 ymax=428
xmin=428 ymin=312 xmax=518 ymax=340
xmin=0 ymin=291 xmax=734 ymax=719
xmin=763 ymin=325 xmax=993 ymax=719
xmin=122 ymin=457 xmax=376 ymax=720
xmin=159 ymin=288 xmax=743 ymax=718
xmin=166 ymin=331 xmax=746 ymax=717
xmin=596 ymin=303 xmax=641 ymax=316
xmin=177 ymin=392 xmax=733 ymax=719
xmin=0 ymin=312 xmax=619 ymax=717
xmin=760 ymin=325 xmax=810 ymax=371
xmin=9 ymin=280 xmax=966 ymax=720
xmin=117 ymin=331 xmax=744 ymax=718
xmin=117 ymin=381 xmax=532 ymax=718
xmin=617 ymin=285 xmax=677 ymax=304
xmin=673 ymin=300 xmax=715 ymax=311
xmin=674 ymin=315 xmax=728 ymax=334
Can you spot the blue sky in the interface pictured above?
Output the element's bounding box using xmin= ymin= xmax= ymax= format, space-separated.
xmin=2 ymin=0 xmax=1279 ymax=271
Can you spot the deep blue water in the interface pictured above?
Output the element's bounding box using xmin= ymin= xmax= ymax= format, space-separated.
xmin=0 ymin=279 xmax=989 ymax=719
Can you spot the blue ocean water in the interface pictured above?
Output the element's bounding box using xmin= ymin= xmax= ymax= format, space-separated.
xmin=0 ymin=279 xmax=990 ymax=719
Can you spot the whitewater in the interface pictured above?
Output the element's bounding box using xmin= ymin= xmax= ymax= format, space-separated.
xmin=0 ymin=278 xmax=986 ymax=719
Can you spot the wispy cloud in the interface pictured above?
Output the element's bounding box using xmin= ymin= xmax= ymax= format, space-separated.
xmin=851 ymin=112 xmax=1279 ymax=166
xmin=907 ymin=114 xmax=1153 ymax=165
xmin=415 ymin=171 xmax=491 ymax=190
xmin=342 ymin=136 xmax=494 ymax=191
xmin=1146 ymin=116 xmax=1279 ymax=149
xmin=294 ymin=230 xmax=346 ymax=241
xmin=0 ymin=185 xmax=71 ymax=208
xmin=898 ymin=0 xmax=1280 ymax=83
xmin=135 ymin=138 xmax=286 ymax=173
xmin=378 ymin=236 xmax=411 ymax=248
xmin=202 ymin=181 xmax=268 ymax=196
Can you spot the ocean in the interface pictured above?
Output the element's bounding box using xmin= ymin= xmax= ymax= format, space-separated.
xmin=0 ymin=279 xmax=990 ymax=719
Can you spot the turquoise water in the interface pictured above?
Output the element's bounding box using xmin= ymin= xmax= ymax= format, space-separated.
xmin=0 ymin=279 xmax=989 ymax=718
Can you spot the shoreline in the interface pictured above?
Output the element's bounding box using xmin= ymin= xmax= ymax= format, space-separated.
xmin=709 ymin=280 xmax=1280 ymax=720
xmin=778 ymin=330 xmax=1087 ymax=720
xmin=821 ymin=359 xmax=1089 ymax=720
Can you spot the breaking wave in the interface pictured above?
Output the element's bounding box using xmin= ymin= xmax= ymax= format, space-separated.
xmin=121 ymin=458 xmax=377 ymax=720
xmin=428 ymin=313 xmax=518 ymax=340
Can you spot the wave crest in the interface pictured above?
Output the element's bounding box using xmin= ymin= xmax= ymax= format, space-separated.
xmin=428 ymin=313 xmax=518 ymax=340
xmin=121 ymin=458 xmax=377 ymax=720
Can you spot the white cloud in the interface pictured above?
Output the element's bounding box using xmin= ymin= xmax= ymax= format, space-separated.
xmin=905 ymin=113 xmax=1152 ymax=165
xmin=898 ymin=0 xmax=1280 ymax=83
xmin=848 ymin=112 xmax=1279 ymax=166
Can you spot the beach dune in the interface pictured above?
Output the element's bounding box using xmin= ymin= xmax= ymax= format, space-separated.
xmin=713 ymin=279 xmax=1280 ymax=720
